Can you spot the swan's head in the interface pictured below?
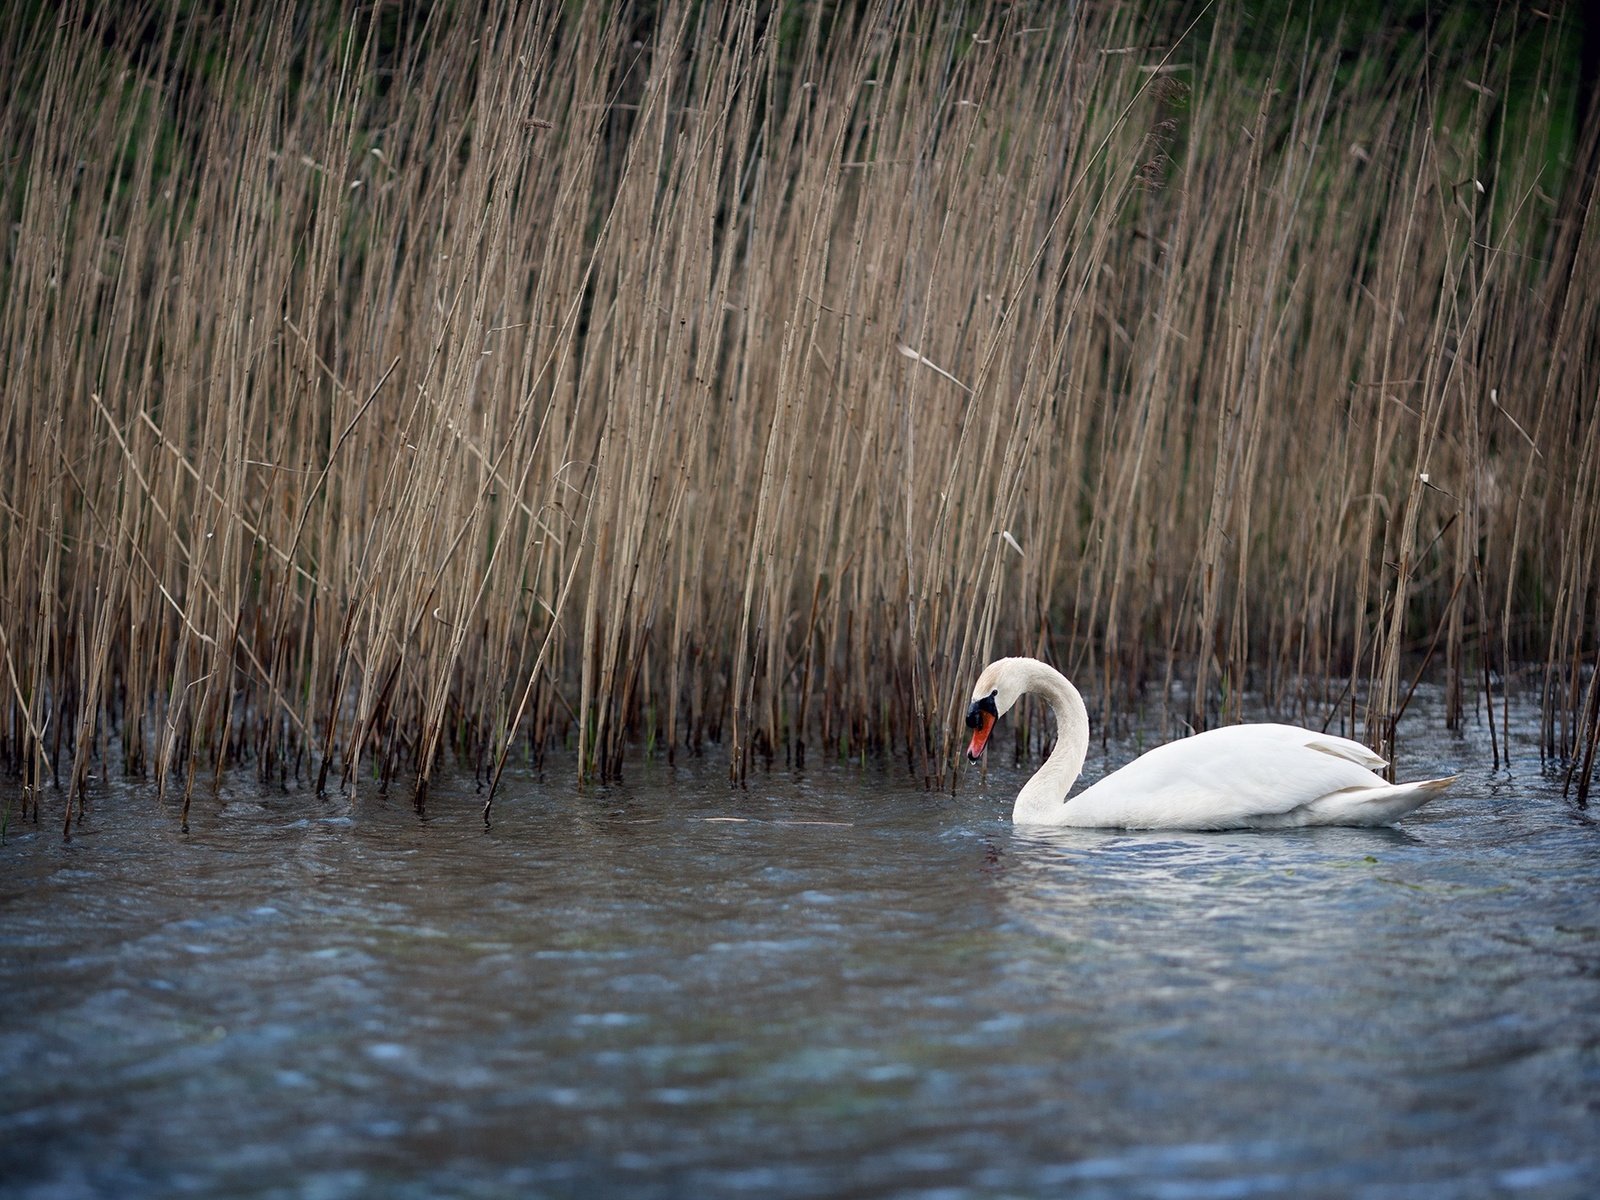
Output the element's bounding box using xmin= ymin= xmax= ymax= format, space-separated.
xmin=965 ymin=658 xmax=1024 ymax=762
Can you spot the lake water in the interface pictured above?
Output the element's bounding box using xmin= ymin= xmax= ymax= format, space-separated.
xmin=2 ymin=698 xmax=1598 ymax=1199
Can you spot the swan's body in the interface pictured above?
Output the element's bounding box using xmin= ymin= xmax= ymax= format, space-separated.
xmin=965 ymin=657 xmax=1455 ymax=829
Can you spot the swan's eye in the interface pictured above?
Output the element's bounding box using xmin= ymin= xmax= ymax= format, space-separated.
xmin=965 ymin=691 xmax=998 ymax=728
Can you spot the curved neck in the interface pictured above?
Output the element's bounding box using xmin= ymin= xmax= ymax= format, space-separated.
xmin=1013 ymin=662 xmax=1090 ymax=824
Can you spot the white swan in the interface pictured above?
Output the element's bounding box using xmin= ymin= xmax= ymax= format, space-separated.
xmin=965 ymin=657 xmax=1455 ymax=829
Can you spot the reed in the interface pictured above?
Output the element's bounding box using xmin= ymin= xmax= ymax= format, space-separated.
xmin=1 ymin=0 xmax=1595 ymax=822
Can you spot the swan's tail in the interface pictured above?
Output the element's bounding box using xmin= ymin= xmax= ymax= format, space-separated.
xmin=1309 ymin=774 xmax=1457 ymax=826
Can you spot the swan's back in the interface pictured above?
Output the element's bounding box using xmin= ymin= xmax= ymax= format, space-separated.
xmin=1058 ymin=723 xmax=1452 ymax=830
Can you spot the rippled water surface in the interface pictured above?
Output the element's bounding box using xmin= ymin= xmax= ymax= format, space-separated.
xmin=3 ymin=709 xmax=1598 ymax=1199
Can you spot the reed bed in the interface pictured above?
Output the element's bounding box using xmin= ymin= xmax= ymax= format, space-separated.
xmin=2 ymin=0 xmax=1596 ymax=824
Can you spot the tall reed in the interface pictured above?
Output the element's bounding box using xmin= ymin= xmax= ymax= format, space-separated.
xmin=1 ymin=1 xmax=1595 ymax=821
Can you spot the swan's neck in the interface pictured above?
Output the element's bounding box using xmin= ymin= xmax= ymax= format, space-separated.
xmin=1013 ymin=664 xmax=1090 ymax=824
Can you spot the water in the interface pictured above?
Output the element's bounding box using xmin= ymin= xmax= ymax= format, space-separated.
xmin=2 ymin=707 xmax=1598 ymax=1199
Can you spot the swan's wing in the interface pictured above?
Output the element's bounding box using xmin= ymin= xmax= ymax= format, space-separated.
xmin=1294 ymin=728 xmax=1388 ymax=772
xmin=1067 ymin=724 xmax=1392 ymax=829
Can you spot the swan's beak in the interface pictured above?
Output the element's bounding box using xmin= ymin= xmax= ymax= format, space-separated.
xmin=965 ymin=694 xmax=998 ymax=762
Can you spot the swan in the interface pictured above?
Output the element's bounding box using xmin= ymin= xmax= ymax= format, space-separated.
xmin=964 ymin=656 xmax=1455 ymax=829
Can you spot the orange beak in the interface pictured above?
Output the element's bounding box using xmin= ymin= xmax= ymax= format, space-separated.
xmin=966 ymin=713 xmax=992 ymax=761
xmin=965 ymin=693 xmax=998 ymax=762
